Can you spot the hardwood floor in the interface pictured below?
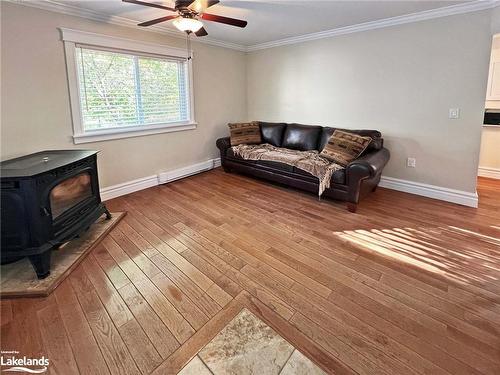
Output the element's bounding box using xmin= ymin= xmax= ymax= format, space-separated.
xmin=1 ymin=170 xmax=499 ymax=374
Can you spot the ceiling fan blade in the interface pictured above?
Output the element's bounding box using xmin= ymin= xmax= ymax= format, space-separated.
xmin=195 ymin=27 xmax=208 ymax=37
xmin=138 ymin=15 xmax=178 ymax=27
xmin=175 ymin=0 xmax=196 ymax=9
xmin=201 ymin=13 xmax=247 ymax=28
xmin=122 ymin=0 xmax=176 ymax=12
xmin=189 ymin=0 xmax=219 ymax=13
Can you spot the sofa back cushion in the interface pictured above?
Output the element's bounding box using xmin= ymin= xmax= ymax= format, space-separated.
xmin=320 ymin=130 xmax=373 ymax=166
xmin=281 ymin=124 xmax=322 ymax=151
xmin=318 ymin=127 xmax=383 ymax=153
xmin=228 ymin=122 xmax=262 ymax=146
xmin=259 ymin=122 xmax=287 ymax=147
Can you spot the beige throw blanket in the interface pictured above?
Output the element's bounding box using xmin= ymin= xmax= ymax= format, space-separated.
xmin=232 ymin=144 xmax=344 ymax=196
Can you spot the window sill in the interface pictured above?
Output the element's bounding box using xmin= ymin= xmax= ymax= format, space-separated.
xmin=73 ymin=122 xmax=197 ymax=144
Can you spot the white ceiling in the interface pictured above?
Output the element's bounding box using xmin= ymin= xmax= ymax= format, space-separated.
xmin=31 ymin=0 xmax=478 ymax=47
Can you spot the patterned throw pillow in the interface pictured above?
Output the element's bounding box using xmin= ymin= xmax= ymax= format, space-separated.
xmin=228 ymin=122 xmax=262 ymax=146
xmin=320 ymin=130 xmax=372 ymax=166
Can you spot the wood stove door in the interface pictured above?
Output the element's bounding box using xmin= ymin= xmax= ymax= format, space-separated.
xmin=49 ymin=171 xmax=93 ymax=219
xmin=45 ymin=163 xmax=101 ymax=240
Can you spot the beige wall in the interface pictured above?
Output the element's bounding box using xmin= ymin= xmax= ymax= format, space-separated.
xmin=247 ymin=12 xmax=492 ymax=193
xmin=1 ymin=3 xmax=496 ymax=192
xmin=0 ymin=2 xmax=247 ymax=188
xmin=491 ymin=6 xmax=500 ymax=35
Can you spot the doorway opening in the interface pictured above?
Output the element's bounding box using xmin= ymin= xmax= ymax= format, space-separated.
xmin=478 ymin=33 xmax=500 ymax=201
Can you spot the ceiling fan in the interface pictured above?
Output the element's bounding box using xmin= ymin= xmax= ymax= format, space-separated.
xmin=122 ymin=0 xmax=248 ymax=37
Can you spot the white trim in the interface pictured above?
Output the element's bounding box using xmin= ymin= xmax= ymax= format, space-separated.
xmin=61 ymin=28 xmax=196 ymax=144
xmin=158 ymin=158 xmax=220 ymax=184
xmin=379 ymin=176 xmax=479 ymax=208
xmin=100 ymin=157 xmax=221 ymax=201
xmin=478 ymin=166 xmax=500 ymax=179
xmin=100 ymin=175 xmax=159 ymax=201
xmin=73 ymin=122 xmax=197 ymax=144
xmin=247 ymin=0 xmax=500 ymax=51
xmin=60 ymin=27 xmax=188 ymax=58
xmin=63 ymin=40 xmax=83 ymax=142
xmin=99 ymin=161 xmax=480 ymax=209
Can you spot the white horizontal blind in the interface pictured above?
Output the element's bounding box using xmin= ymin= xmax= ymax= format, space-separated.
xmin=75 ymin=46 xmax=189 ymax=132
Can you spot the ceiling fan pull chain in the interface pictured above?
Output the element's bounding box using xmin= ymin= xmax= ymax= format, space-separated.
xmin=186 ymin=32 xmax=192 ymax=60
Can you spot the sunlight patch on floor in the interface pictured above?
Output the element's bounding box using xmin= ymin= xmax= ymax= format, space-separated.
xmin=334 ymin=225 xmax=500 ymax=285
xmin=448 ymin=226 xmax=500 ymax=245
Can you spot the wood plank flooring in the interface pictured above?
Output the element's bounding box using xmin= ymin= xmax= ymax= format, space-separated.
xmin=1 ymin=170 xmax=499 ymax=374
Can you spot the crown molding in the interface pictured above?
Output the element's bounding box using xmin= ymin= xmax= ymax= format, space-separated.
xmin=6 ymin=0 xmax=248 ymax=51
xmin=246 ymin=0 xmax=500 ymax=52
xmin=6 ymin=0 xmax=500 ymax=53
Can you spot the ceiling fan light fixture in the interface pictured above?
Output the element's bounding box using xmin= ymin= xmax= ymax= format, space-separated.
xmin=173 ymin=17 xmax=204 ymax=33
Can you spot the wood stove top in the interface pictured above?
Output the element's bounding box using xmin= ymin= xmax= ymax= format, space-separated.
xmin=1 ymin=150 xmax=98 ymax=178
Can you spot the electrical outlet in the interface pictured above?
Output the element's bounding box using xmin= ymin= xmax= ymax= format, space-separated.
xmin=449 ymin=108 xmax=460 ymax=119
xmin=407 ymin=158 xmax=416 ymax=168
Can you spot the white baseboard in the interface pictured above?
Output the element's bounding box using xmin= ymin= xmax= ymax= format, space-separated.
xmin=100 ymin=175 xmax=159 ymax=201
xmin=158 ymin=158 xmax=220 ymax=184
xmin=379 ymin=176 xmax=478 ymax=208
xmin=478 ymin=166 xmax=500 ymax=180
xmin=100 ymin=157 xmax=221 ymax=201
xmin=100 ymin=160 xmax=479 ymax=208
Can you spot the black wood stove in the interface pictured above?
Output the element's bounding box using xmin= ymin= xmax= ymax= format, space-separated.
xmin=1 ymin=150 xmax=110 ymax=279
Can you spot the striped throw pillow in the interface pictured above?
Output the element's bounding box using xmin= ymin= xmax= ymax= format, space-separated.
xmin=320 ymin=130 xmax=372 ymax=166
xmin=228 ymin=122 xmax=262 ymax=146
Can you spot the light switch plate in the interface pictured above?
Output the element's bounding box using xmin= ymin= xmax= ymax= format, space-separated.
xmin=449 ymin=108 xmax=460 ymax=119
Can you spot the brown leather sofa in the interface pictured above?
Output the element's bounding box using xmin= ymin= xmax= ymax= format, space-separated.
xmin=216 ymin=122 xmax=390 ymax=212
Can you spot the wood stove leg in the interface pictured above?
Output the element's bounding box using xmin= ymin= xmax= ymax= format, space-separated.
xmin=346 ymin=202 xmax=358 ymax=213
xmin=28 ymin=252 xmax=52 ymax=279
xmin=104 ymin=207 xmax=112 ymax=220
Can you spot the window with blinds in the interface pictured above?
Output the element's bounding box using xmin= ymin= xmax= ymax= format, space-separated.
xmin=75 ymin=46 xmax=190 ymax=132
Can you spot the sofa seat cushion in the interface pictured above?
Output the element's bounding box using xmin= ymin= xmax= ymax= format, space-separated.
xmin=227 ymin=146 xmax=344 ymax=182
xmin=226 ymin=147 xmax=253 ymax=160
xmin=282 ymin=124 xmax=322 ymax=151
xmin=259 ymin=122 xmax=287 ymax=146
xmin=226 ymin=147 xmax=293 ymax=172
xmin=293 ymin=167 xmax=346 ymax=185
xmin=256 ymin=160 xmax=294 ymax=173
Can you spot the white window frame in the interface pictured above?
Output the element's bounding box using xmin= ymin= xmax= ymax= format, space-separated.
xmin=60 ymin=28 xmax=196 ymax=144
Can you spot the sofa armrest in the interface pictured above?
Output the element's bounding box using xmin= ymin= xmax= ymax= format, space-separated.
xmin=216 ymin=137 xmax=231 ymax=153
xmin=346 ymin=148 xmax=390 ymax=180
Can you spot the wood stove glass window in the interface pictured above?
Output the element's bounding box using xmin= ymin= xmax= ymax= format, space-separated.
xmin=50 ymin=172 xmax=93 ymax=219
